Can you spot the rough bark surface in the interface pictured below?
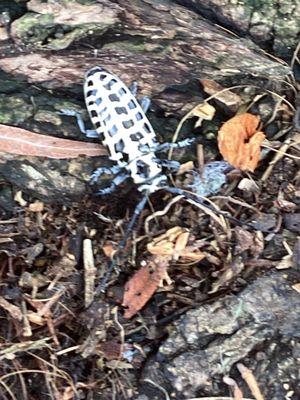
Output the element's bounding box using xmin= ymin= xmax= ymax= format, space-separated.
xmin=0 ymin=0 xmax=291 ymax=94
xmin=0 ymin=0 xmax=294 ymax=204
xmin=175 ymin=0 xmax=300 ymax=57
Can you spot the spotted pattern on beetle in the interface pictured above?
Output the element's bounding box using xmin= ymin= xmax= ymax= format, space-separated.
xmin=84 ymin=66 xmax=168 ymax=192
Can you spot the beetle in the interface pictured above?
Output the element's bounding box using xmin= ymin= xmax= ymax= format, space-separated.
xmin=60 ymin=66 xmax=232 ymax=291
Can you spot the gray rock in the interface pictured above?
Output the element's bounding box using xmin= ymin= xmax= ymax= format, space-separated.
xmin=140 ymin=272 xmax=300 ymax=399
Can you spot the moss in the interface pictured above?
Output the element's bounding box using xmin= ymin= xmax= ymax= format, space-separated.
xmin=0 ymin=95 xmax=33 ymax=124
xmin=33 ymin=110 xmax=63 ymax=126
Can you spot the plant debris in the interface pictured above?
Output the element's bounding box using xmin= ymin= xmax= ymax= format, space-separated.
xmin=218 ymin=113 xmax=266 ymax=171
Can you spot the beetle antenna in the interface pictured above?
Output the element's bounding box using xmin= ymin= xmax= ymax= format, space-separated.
xmin=96 ymin=194 xmax=148 ymax=293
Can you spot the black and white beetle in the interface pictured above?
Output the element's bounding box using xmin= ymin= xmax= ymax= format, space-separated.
xmin=60 ymin=66 xmax=231 ymax=291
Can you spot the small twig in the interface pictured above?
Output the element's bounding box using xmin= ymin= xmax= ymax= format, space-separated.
xmin=144 ymin=195 xmax=183 ymax=235
xmin=0 ymin=338 xmax=52 ymax=361
xmin=143 ymin=379 xmax=170 ymax=400
xmin=237 ymin=363 xmax=264 ymax=400
xmin=223 ymin=376 xmax=243 ymax=400
xmin=55 ymin=345 xmax=80 ymax=356
xmin=211 ymin=195 xmax=259 ymax=213
xmin=0 ymin=379 xmax=17 ymax=400
xmin=263 ymin=97 xmax=283 ymax=127
xmin=38 ymin=360 xmax=55 ymax=400
xmin=261 ymin=137 xmax=300 ymax=182
xmin=290 ymin=40 xmax=300 ymax=72
xmin=0 ymin=218 xmax=18 ymax=224
xmin=197 ymin=143 xmax=205 ymax=177
xmin=36 ymin=289 xmax=64 ymax=317
xmin=83 ymin=238 xmax=96 ymax=308
xmin=112 ymin=306 xmax=125 ymax=359
xmin=262 ymin=142 xmax=300 ymax=161
xmin=27 ymin=351 xmax=79 ymax=397
xmin=97 ymin=195 xmax=148 ymax=293
xmin=0 ymin=296 xmax=23 ymax=321
xmin=11 ymin=359 xmax=28 ymax=400
xmin=183 ymin=195 xmax=228 ymax=229
xmin=21 ymin=300 xmax=32 ymax=338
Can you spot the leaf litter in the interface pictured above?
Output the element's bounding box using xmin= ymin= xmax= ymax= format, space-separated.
xmin=0 ymin=74 xmax=300 ymax=399
xmin=123 ymin=227 xmax=205 ymax=318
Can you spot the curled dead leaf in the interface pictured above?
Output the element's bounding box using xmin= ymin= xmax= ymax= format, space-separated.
xmin=218 ymin=113 xmax=265 ymax=172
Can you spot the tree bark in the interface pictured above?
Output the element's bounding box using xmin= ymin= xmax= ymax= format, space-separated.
xmin=0 ymin=0 xmax=295 ymax=204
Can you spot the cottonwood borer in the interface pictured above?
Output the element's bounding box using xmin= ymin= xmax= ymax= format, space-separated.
xmin=60 ymin=66 xmax=232 ymax=292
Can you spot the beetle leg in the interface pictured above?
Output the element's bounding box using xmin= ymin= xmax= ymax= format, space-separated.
xmin=155 ymin=137 xmax=195 ymax=152
xmin=128 ymin=81 xmax=138 ymax=97
xmin=94 ymin=171 xmax=129 ymax=195
xmin=58 ymin=108 xmax=98 ymax=138
xmin=90 ymin=165 xmax=125 ymax=184
xmin=155 ymin=159 xmax=181 ymax=170
xmin=139 ymin=96 xmax=151 ymax=113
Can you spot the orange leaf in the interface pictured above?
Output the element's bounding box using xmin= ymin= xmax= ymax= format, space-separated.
xmin=218 ymin=113 xmax=265 ymax=172
xmin=0 ymin=124 xmax=106 ymax=159
xmin=122 ymin=258 xmax=169 ymax=319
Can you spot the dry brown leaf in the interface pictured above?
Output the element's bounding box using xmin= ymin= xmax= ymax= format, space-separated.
xmin=29 ymin=201 xmax=44 ymax=212
xmin=174 ymin=231 xmax=190 ymax=251
xmin=147 ymin=226 xmax=204 ymax=262
xmin=234 ymin=227 xmax=256 ymax=255
xmin=276 ymin=254 xmax=293 ymax=269
xmin=173 ymin=231 xmax=190 ymax=261
xmin=147 ymin=226 xmax=184 ymax=256
xmin=200 ymin=79 xmax=241 ymax=108
xmin=123 ymin=258 xmax=169 ymax=319
xmin=176 ymin=160 xmax=195 ymax=175
xmin=0 ymin=297 xmax=23 ymax=321
xmin=0 ymin=124 xmax=106 ymax=159
xmin=218 ymin=113 xmax=265 ymax=172
xmin=190 ymin=102 xmax=216 ymax=128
